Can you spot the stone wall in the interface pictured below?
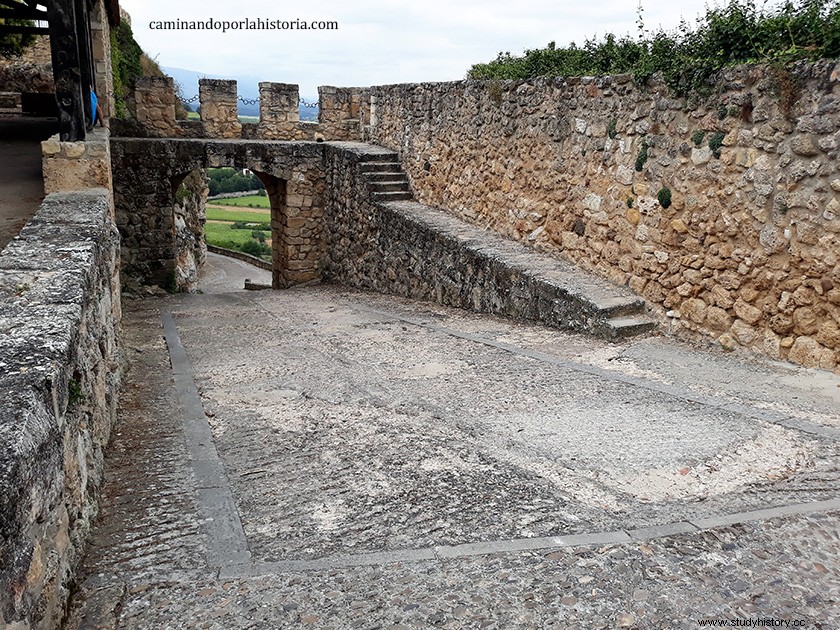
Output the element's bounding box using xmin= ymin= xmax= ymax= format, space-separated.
xmin=369 ymin=62 xmax=840 ymax=371
xmin=0 ymin=36 xmax=53 ymax=97
xmin=0 ymin=189 xmax=121 ymax=629
xmin=173 ymin=169 xmax=208 ymax=293
xmin=322 ymin=143 xmax=654 ymax=339
xmin=41 ymin=128 xmax=113 ymax=199
xmin=118 ymin=77 xmax=369 ymax=142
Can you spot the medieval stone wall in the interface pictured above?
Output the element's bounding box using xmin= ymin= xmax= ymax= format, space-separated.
xmin=322 ymin=143 xmax=654 ymax=339
xmin=370 ymin=62 xmax=840 ymax=371
xmin=173 ymin=169 xmax=208 ymax=293
xmin=122 ymin=78 xmax=368 ymax=142
xmin=0 ymin=190 xmax=121 ymax=630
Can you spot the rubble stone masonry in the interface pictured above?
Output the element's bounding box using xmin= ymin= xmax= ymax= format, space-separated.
xmin=369 ymin=62 xmax=840 ymax=371
xmin=0 ymin=190 xmax=121 ymax=629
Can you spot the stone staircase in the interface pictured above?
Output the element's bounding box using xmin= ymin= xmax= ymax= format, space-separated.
xmin=351 ymin=146 xmax=656 ymax=341
xmin=360 ymin=156 xmax=413 ymax=202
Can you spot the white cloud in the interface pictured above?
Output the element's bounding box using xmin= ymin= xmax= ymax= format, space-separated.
xmin=121 ymin=0 xmax=718 ymax=97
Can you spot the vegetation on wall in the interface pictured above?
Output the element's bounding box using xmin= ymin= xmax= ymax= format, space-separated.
xmin=0 ymin=19 xmax=35 ymax=57
xmin=468 ymin=0 xmax=840 ymax=95
xmin=111 ymin=20 xmax=187 ymax=119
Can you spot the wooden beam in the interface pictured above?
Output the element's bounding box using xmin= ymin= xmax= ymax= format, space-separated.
xmin=46 ymin=0 xmax=85 ymax=141
xmin=0 ymin=7 xmax=48 ymax=19
xmin=74 ymin=0 xmax=92 ymax=123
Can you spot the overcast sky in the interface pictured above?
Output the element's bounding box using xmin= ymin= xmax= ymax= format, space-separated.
xmin=120 ymin=0 xmax=719 ymax=98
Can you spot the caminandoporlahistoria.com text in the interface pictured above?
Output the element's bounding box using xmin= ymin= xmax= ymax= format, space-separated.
xmin=148 ymin=18 xmax=339 ymax=33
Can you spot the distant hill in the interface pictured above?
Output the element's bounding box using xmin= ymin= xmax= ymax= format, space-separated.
xmin=163 ymin=66 xmax=318 ymax=121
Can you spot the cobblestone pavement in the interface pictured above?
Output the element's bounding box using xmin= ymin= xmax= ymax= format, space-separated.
xmin=66 ymin=264 xmax=840 ymax=629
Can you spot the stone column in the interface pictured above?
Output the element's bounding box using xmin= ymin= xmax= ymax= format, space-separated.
xmin=133 ymin=77 xmax=180 ymax=137
xmin=42 ymin=128 xmax=113 ymax=211
xmin=199 ymin=79 xmax=242 ymax=138
xmin=89 ymin=0 xmax=114 ymax=119
xmin=257 ymin=82 xmax=300 ymax=139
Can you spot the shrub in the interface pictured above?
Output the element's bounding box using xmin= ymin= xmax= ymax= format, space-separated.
xmin=240 ymin=240 xmax=271 ymax=257
xmin=708 ymin=131 xmax=726 ymax=158
xmin=467 ymin=0 xmax=840 ymax=96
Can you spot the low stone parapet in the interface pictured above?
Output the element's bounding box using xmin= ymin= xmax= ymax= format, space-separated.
xmin=207 ymin=244 xmax=272 ymax=270
xmin=323 ymin=143 xmax=655 ymax=339
xmin=0 ymin=189 xmax=121 ymax=629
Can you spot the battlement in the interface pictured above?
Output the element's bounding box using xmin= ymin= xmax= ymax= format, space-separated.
xmin=127 ymin=76 xmax=370 ymax=142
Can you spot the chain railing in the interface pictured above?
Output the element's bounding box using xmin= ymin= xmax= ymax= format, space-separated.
xmin=178 ymin=95 xmax=320 ymax=108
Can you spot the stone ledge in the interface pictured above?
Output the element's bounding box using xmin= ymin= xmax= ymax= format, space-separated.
xmin=0 ymin=189 xmax=121 ymax=630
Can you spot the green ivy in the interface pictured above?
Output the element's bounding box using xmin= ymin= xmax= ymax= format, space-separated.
xmin=110 ymin=21 xmax=144 ymax=119
xmin=467 ymin=0 xmax=840 ymax=96
xmin=635 ymin=138 xmax=650 ymax=172
xmin=708 ymin=131 xmax=726 ymax=158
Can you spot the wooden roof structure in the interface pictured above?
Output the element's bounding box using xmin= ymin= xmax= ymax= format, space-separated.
xmin=1 ymin=0 xmax=120 ymax=140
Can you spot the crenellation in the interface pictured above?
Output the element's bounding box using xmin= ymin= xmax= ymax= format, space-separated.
xmin=132 ymin=77 xmax=182 ymax=137
xmin=199 ymin=78 xmax=242 ymax=139
xmin=257 ymin=82 xmax=300 ymax=138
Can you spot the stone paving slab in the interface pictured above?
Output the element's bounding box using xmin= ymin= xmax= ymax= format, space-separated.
xmin=165 ymin=288 xmax=838 ymax=565
xmin=65 ymin=266 xmax=840 ymax=628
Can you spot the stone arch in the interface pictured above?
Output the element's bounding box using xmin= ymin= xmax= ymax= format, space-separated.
xmin=111 ymin=138 xmax=326 ymax=290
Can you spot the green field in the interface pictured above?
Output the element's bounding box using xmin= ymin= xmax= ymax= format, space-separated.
xmin=204 ymin=222 xmax=267 ymax=245
xmin=208 ymin=195 xmax=270 ymax=209
xmin=206 ymin=207 xmax=271 ymax=224
xmin=186 ymin=112 xmax=259 ymax=123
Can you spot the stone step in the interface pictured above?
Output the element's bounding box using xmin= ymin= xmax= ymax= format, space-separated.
xmin=364 ymin=171 xmax=407 ymax=182
xmin=370 ymin=180 xmax=411 ymax=193
xmin=372 ymin=190 xmax=414 ymax=201
xmin=360 ymin=161 xmax=402 ymax=173
xmin=358 ymin=152 xmax=399 ymax=163
xmin=601 ymin=316 xmax=658 ymax=340
xmin=592 ymin=296 xmax=649 ymax=319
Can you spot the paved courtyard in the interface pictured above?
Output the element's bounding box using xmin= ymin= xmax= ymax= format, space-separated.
xmin=66 ymin=254 xmax=840 ymax=629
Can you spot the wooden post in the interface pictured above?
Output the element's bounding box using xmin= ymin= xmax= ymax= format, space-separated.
xmin=47 ymin=0 xmax=86 ymax=141
xmin=74 ymin=0 xmax=94 ymax=124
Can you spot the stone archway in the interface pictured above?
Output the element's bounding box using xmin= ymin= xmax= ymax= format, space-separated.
xmin=111 ymin=138 xmax=326 ymax=291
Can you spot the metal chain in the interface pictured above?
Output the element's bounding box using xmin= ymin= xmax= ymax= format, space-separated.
xmin=175 ymin=95 xmax=320 ymax=108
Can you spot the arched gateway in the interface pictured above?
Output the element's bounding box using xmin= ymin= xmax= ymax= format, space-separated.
xmin=111 ymin=138 xmax=325 ymax=290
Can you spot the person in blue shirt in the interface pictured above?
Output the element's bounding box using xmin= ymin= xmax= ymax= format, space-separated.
xmin=89 ymin=90 xmax=104 ymax=129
